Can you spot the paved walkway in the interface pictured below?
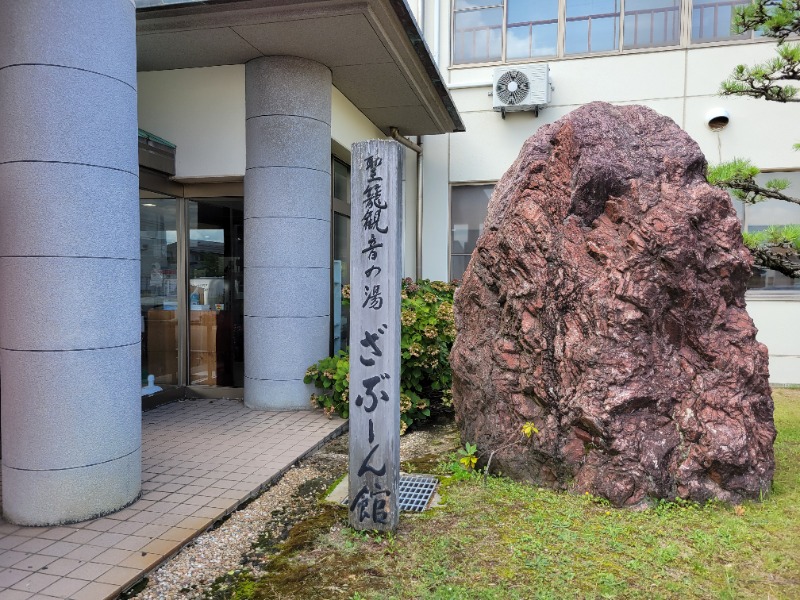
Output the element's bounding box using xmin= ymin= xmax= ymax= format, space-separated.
xmin=0 ymin=399 xmax=345 ymax=599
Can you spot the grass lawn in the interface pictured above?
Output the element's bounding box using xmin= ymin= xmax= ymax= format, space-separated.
xmin=216 ymin=389 xmax=800 ymax=599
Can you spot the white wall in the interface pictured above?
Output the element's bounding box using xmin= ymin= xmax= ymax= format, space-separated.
xmin=331 ymin=86 xmax=384 ymax=150
xmin=331 ymin=87 xmax=419 ymax=278
xmin=421 ymin=133 xmax=450 ymax=280
xmin=747 ymin=297 xmax=800 ymax=384
xmin=138 ymin=65 xmax=247 ymax=179
xmin=444 ymin=42 xmax=796 ymax=184
xmin=137 ymin=69 xmax=418 ymax=276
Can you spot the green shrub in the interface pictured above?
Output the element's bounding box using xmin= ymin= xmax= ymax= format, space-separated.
xmin=304 ymin=278 xmax=456 ymax=433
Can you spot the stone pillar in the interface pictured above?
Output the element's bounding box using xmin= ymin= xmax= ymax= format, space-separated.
xmin=244 ymin=57 xmax=332 ymax=410
xmin=0 ymin=1 xmax=141 ymax=525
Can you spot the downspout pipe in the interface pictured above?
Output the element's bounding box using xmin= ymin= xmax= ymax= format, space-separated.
xmin=389 ymin=127 xmax=424 ymax=280
xmin=390 ymin=127 xmax=422 ymax=154
xmin=416 ymin=135 xmax=423 ymax=280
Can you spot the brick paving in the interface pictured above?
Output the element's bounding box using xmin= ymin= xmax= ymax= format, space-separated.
xmin=0 ymin=399 xmax=345 ymax=599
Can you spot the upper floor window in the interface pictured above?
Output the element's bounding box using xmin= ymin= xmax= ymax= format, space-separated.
xmin=453 ymin=1 xmax=504 ymax=64
xmin=453 ymin=0 xmax=757 ymax=65
xmin=507 ymin=0 xmax=560 ymax=59
xmin=623 ymin=0 xmax=681 ymax=49
xmin=691 ymin=0 xmax=749 ymax=43
xmin=565 ymin=0 xmax=621 ymax=54
xmin=453 ymin=0 xmax=562 ymax=64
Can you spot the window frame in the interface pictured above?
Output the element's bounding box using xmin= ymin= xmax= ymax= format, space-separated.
xmin=450 ymin=0 xmax=766 ymax=68
xmin=331 ymin=156 xmax=352 ymax=355
xmin=452 ymin=1 xmax=506 ymax=66
xmin=739 ymin=169 xmax=800 ymax=296
xmin=449 ymin=181 xmax=497 ymax=281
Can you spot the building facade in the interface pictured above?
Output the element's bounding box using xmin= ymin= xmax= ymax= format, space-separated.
xmin=0 ymin=0 xmax=462 ymax=526
xmin=411 ymin=0 xmax=800 ymax=384
xmin=0 ymin=0 xmax=796 ymax=528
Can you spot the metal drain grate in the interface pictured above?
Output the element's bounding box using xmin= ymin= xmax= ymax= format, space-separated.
xmin=343 ymin=474 xmax=439 ymax=512
xmin=397 ymin=475 xmax=439 ymax=512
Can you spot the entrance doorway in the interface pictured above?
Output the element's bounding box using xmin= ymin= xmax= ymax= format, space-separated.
xmin=140 ymin=192 xmax=244 ymax=394
xmin=187 ymin=199 xmax=244 ymax=387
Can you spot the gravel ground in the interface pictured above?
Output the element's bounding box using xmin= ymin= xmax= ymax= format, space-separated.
xmin=130 ymin=418 xmax=459 ymax=600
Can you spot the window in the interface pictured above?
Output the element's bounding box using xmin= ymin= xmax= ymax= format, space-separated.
xmin=451 ymin=184 xmax=495 ymax=279
xmin=453 ymin=0 xmax=758 ymax=65
xmin=565 ymin=0 xmax=620 ymax=54
xmin=332 ymin=158 xmax=351 ymax=353
xmin=623 ymin=0 xmax=681 ymax=49
xmin=742 ymin=172 xmax=800 ymax=292
xmin=506 ymin=0 xmax=559 ymax=60
xmin=453 ymin=1 xmax=504 ymax=64
xmin=691 ymin=0 xmax=750 ymax=43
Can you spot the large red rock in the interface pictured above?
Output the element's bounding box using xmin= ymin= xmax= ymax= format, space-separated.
xmin=451 ymin=102 xmax=776 ymax=506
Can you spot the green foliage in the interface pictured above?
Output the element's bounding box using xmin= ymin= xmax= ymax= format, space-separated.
xmin=714 ymin=2 xmax=800 ymax=282
xmin=707 ymin=158 xmax=760 ymax=188
xmin=783 ymin=224 xmax=800 ymax=249
xmin=457 ymin=442 xmax=478 ymax=471
xmin=721 ymin=48 xmax=800 ymax=103
xmin=443 ymin=443 xmax=481 ymax=482
xmin=741 ymin=224 xmax=800 ymax=250
xmin=733 ymin=0 xmax=800 ymax=42
xmin=707 ymin=158 xmax=791 ymax=204
xmin=304 ymin=351 xmax=350 ymax=419
xmin=742 ymin=230 xmax=768 ymax=250
xmin=304 ymin=279 xmax=457 ymax=433
xmin=722 ymin=0 xmax=800 ymax=103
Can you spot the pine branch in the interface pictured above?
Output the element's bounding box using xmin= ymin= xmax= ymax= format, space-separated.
xmin=750 ymin=245 xmax=800 ymax=278
xmin=727 ymin=179 xmax=800 ymax=206
xmin=720 ymin=44 xmax=800 ymax=103
xmin=734 ymin=0 xmax=800 ymax=42
xmin=708 ymin=159 xmax=800 ymax=206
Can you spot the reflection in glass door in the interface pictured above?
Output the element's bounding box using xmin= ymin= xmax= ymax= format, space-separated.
xmin=140 ymin=192 xmax=180 ymax=385
xmin=332 ymin=158 xmax=351 ymax=353
xmin=187 ymin=199 xmax=244 ymax=387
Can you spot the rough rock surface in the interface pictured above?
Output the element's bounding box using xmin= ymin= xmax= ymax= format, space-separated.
xmin=451 ymin=102 xmax=776 ymax=506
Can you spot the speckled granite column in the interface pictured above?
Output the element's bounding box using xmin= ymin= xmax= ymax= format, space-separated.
xmin=0 ymin=0 xmax=141 ymax=525
xmin=244 ymin=57 xmax=332 ymax=410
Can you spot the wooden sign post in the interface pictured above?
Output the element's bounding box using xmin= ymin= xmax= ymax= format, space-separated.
xmin=348 ymin=140 xmax=403 ymax=531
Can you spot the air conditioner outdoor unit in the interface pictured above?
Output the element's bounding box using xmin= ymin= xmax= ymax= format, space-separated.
xmin=492 ymin=64 xmax=551 ymax=117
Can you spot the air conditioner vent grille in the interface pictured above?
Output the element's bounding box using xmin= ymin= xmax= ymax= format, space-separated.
xmin=495 ymin=70 xmax=530 ymax=106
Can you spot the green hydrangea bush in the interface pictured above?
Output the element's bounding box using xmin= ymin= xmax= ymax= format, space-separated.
xmin=304 ymin=278 xmax=456 ymax=433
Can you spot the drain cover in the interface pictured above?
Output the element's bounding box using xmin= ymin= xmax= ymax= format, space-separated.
xmin=397 ymin=475 xmax=439 ymax=512
xmin=342 ymin=474 xmax=439 ymax=512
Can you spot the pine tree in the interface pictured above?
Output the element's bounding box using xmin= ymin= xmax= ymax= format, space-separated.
xmin=708 ymin=0 xmax=800 ymax=277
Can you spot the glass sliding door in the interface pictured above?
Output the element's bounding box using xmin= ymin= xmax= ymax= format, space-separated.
xmin=187 ymin=198 xmax=244 ymax=387
xmin=140 ymin=192 xmax=180 ymax=385
xmin=332 ymin=158 xmax=351 ymax=354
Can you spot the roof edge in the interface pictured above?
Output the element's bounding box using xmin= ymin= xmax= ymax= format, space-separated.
xmin=386 ymin=0 xmax=464 ymax=133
